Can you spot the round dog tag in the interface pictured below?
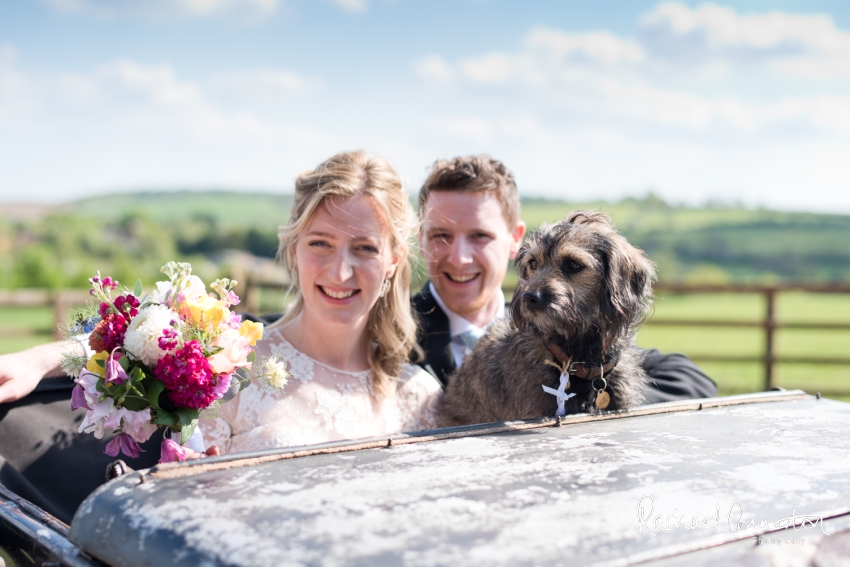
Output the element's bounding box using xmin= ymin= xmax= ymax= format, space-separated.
xmin=595 ymin=390 xmax=610 ymax=410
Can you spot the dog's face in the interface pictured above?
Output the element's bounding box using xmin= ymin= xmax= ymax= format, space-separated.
xmin=511 ymin=211 xmax=656 ymax=355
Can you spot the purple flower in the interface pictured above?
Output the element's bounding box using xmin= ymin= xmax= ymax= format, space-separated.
xmin=106 ymin=355 xmax=129 ymax=385
xmin=160 ymin=438 xmax=187 ymax=463
xmin=102 ymin=276 xmax=118 ymax=290
xmin=228 ymin=312 xmax=242 ymax=329
xmin=104 ymin=433 xmax=143 ymax=459
xmin=226 ymin=290 xmax=240 ymax=306
xmin=71 ymin=385 xmax=91 ymax=411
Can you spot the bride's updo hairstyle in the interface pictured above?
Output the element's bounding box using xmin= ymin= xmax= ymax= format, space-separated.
xmin=277 ymin=150 xmax=419 ymax=393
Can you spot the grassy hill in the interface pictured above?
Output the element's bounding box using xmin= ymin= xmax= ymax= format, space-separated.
xmin=71 ymin=190 xmax=294 ymax=230
xmin=2 ymin=190 xmax=849 ymax=288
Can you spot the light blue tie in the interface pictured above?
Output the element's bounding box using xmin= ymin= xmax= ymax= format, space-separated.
xmin=453 ymin=328 xmax=485 ymax=354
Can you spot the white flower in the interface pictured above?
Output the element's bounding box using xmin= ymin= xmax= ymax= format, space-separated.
xmin=60 ymin=350 xmax=87 ymax=378
xmin=124 ymin=304 xmax=179 ymax=366
xmin=150 ymin=281 xmax=174 ymax=304
xmin=256 ymin=355 xmax=290 ymax=390
xmin=182 ymin=275 xmax=206 ymax=301
xmin=78 ymin=396 xmax=115 ymax=439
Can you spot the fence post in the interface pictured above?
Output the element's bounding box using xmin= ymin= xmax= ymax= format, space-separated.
xmin=764 ymin=288 xmax=777 ymax=390
xmin=244 ymin=278 xmax=260 ymax=315
xmin=52 ymin=292 xmax=66 ymax=341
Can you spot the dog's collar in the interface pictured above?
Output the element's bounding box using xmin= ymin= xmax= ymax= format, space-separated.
xmin=546 ymin=341 xmax=620 ymax=380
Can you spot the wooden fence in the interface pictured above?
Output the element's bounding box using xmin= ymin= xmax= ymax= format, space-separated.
xmin=648 ymin=283 xmax=850 ymax=392
xmin=0 ymin=289 xmax=91 ymax=341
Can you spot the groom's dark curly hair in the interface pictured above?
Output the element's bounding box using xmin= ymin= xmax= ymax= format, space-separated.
xmin=418 ymin=154 xmax=520 ymax=228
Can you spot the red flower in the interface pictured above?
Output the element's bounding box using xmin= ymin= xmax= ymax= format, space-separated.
xmin=113 ymin=294 xmax=140 ymax=322
xmin=154 ymin=341 xmax=217 ymax=409
xmin=89 ymin=314 xmax=128 ymax=353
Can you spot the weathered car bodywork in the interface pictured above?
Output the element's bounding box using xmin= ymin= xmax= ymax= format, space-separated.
xmin=2 ymin=390 xmax=850 ymax=566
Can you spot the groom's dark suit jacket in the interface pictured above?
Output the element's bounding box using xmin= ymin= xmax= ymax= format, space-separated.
xmin=412 ymin=284 xmax=717 ymax=404
xmin=0 ymin=291 xmax=715 ymax=522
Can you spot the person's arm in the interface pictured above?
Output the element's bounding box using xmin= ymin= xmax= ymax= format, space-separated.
xmin=0 ymin=339 xmax=85 ymax=404
xmin=640 ymin=349 xmax=718 ymax=404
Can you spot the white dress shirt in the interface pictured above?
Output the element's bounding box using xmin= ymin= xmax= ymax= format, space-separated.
xmin=429 ymin=282 xmax=506 ymax=368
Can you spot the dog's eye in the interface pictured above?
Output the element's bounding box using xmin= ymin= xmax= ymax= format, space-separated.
xmin=528 ymin=259 xmax=537 ymax=271
xmin=564 ymin=260 xmax=585 ymax=273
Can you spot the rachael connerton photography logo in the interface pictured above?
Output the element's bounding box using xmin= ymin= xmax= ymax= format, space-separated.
xmin=636 ymin=495 xmax=830 ymax=537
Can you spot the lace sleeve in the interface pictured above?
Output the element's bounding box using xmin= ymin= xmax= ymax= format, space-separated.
xmin=396 ymin=364 xmax=442 ymax=433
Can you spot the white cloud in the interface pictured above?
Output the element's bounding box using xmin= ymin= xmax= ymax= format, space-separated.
xmin=414 ymin=54 xmax=453 ymax=82
xmin=641 ymin=2 xmax=850 ymax=79
xmin=39 ymin=0 xmax=280 ymax=22
xmin=527 ymin=27 xmax=645 ymax=64
xmin=414 ymin=5 xmax=850 ymax=136
xmin=331 ymin=0 xmax=367 ymax=13
xmin=212 ymin=69 xmax=319 ymax=98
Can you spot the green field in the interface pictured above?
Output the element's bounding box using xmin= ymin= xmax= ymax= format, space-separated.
xmin=639 ymin=291 xmax=850 ymax=400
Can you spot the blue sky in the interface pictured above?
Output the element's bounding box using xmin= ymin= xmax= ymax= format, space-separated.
xmin=2 ymin=0 xmax=850 ymax=211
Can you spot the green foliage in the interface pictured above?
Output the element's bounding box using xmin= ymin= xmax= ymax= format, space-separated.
xmin=519 ymin=197 xmax=850 ymax=283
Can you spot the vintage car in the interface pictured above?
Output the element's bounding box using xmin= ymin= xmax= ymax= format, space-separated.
xmin=1 ymin=389 xmax=849 ymax=566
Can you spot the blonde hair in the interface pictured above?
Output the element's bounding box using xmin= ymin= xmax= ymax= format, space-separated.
xmin=277 ymin=151 xmax=419 ymax=393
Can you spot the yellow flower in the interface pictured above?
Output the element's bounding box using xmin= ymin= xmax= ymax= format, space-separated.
xmin=85 ymin=351 xmax=109 ymax=378
xmin=238 ymin=320 xmax=263 ymax=346
xmin=180 ymin=294 xmax=229 ymax=332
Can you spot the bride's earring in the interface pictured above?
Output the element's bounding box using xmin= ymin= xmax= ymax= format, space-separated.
xmin=379 ymin=279 xmax=390 ymax=298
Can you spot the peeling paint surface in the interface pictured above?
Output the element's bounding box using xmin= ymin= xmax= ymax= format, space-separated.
xmin=69 ymin=399 xmax=850 ymax=567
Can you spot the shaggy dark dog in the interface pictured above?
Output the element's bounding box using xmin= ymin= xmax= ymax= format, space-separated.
xmin=436 ymin=211 xmax=656 ymax=427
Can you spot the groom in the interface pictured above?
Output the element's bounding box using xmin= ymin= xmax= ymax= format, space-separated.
xmin=412 ymin=155 xmax=717 ymax=403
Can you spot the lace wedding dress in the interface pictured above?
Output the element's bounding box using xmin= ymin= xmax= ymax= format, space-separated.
xmin=200 ymin=327 xmax=442 ymax=454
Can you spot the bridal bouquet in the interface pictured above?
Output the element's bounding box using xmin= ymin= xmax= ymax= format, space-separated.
xmin=61 ymin=262 xmax=288 ymax=462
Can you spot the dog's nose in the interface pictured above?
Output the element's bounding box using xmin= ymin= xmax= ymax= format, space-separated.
xmin=522 ymin=290 xmax=543 ymax=308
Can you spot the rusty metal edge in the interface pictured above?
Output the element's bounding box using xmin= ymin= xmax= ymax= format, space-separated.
xmin=0 ymin=483 xmax=102 ymax=567
xmin=146 ymin=390 xmax=812 ymax=480
xmin=589 ymin=506 xmax=850 ymax=567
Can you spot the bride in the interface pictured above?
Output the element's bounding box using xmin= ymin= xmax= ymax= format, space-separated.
xmin=198 ymin=151 xmax=441 ymax=454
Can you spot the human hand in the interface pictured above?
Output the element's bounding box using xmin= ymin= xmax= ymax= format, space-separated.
xmin=0 ymin=344 xmax=62 ymax=404
xmin=180 ymin=446 xmax=221 ymax=460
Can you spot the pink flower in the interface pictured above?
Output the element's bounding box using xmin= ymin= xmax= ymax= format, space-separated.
xmin=78 ymin=395 xmax=115 ymax=439
xmin=105 ymin=433 xmax=143 ymax=459
xmin=228 ymin=312 xmax=242 ymax=329
xmin=213 ymin=373 xmax=232 ymax=400
xmin=154 ymin=341 xmax=217 ymax=409
xmin=160 ymin=438 xmax=187 ymax=463
xmin=71 ymin=385 xmax=91 ymax=411
xmin=75 ymin=370 xmax=100 ymax=399
xmin=121 ymin=408 xmax=157 ymax=443
xmin=208 ymin=328 xmax=251 ymax=375
xmin=158 ymin=327 xmax=179 ymax=351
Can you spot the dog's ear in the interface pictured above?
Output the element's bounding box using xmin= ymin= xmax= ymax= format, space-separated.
xmin=598 ymin=233 xmax=656 ymax=349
